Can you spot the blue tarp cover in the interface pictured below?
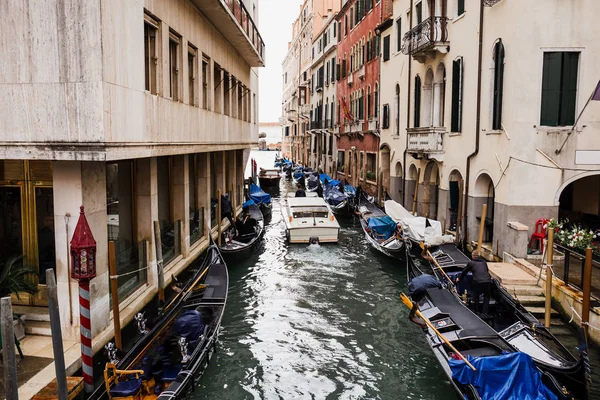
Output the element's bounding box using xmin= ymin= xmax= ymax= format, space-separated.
xmin=242 ymin=199 xmax=256 ymax=208
xmin=367 ymin=216 xmax=397 ymax=240
xmin=329 ymin=179 xmax=342 ymax=187
xmin=173 ymin=309 xmax=205 ymax=344
xmin=408 ymin=274 xmax=441 ymax=296
xmin=449 ymin=352 xmax=558 ymax=400
xmin=344 ymin=185 xmax=356 ymax=196
xmin=250 ymin=183 xmax=271 ymax=204
xmin=324 ymin=184 xmax=347 ymax=205
xmin=293 ymin=171 xmax=304 ymax=180
xmin=320 ymin=173 xmax=333 ymax=183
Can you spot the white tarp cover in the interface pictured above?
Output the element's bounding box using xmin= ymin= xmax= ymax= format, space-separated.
xmin=385 ymin=200 xmax=414 ymax=221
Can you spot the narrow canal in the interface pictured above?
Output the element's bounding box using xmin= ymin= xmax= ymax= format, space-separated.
xmin=191 ymin=151 xmax=600 ymax=400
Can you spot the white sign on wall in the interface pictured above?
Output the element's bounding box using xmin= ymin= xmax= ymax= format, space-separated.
xmin=575 ymin=150 xmax=600 ymax=165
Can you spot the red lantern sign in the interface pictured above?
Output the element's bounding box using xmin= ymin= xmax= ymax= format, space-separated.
xmin=70 ymin=206 xmax=97 ymax=280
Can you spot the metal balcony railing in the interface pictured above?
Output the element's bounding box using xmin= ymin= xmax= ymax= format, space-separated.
xmin=223 ymin=0 xmax=265 ymax=60
xmin=401 ymin=16 xmax=449 ymax=56
xmin=407 ymin=127 xmax=446 ymax=153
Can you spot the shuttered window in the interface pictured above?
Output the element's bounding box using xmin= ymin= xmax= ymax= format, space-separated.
xmin=540 ymin=52 xmax=579 ymax=127
xmin=458 ymin=0 xmax=465 ymax=16
xmin=382 ymin=104 xmax=390 ymax=129
xmin=383 ymin=35 xmax=390 ymax=61
xmin=414 ymin=76 xmax=421 ymax=128
xmin=492 ymin=40 xmax=505 ymax=130
xmin=396 ymin=18 xmax=402 ymax=52
xmin=451 ymin=58 xmax=463 ymax=132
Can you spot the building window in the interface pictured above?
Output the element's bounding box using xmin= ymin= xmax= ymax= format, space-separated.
xmin=144 ymin=14 xmax=159 ymax=94
xmin=374 ymin=83 xmax=379 ymax=117
xmin=396 ymin=18 xmax=402 ymax=52
xmin=367 ymin=86 xmax=372 ymax=119
xmin=189 ymin=155 xmax=202 ymax=245
xmin=214 ymin=64 xmax=222 ymax=113
xmin=492 ymin=40 xmax=505 ymax=130
xmin=157 ymin=156 xmax=180 ymax=265
xmin=169 ymin=31 xmax=181 ymax=101
xmin=333 ymin=21 xmax=337 ymax=37
xmin=202 ymin=56 xmax=210 ymax=110
xmin=416 ymin=2 xmax=422 ymax=25
xmin=350 ymin=8 xmax=354 ymax=29
xmin=458 ymin=0 xmax=465 ymax=16
xmin=540 ymin=52 xmax=579 ymax=127
xmin=345 ymin=15 xmax=349 ymax=36
xmin=223 ymin=71 xmax=230 ymax=116
xmin=451 ymin=57 xmax=463 ymax=132
xmin=366 ymin=153 xmax=376 ymax=182
xmin=395 ymin=84 xmax=400 ymax=135
xmin=382 ymin=104 xmax=390 ymax=129
xmin=338 ymin=150 xmax=345 ymax=173
xmin=414 ymin=75 xmax=421 ymax=127
xmin=188 ymin=45 xmax=197 ymax=106
xmin=238 ymin=82 xmax=243 ymax=120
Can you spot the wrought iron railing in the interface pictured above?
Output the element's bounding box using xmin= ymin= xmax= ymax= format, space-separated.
xmin=553 ymin=243 xmax=600 ymax=300
xmin=401 ymin=17 xmax=449 ymax=56
xmin=483 ymin=0 xmax=502 ymax=6
xmin=223 ymin=0 xmax=265 ymax=60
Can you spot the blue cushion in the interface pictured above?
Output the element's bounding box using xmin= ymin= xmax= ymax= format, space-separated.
xmin=110 ymin=378 xmax=142 ymax=397
xmin=162 ymin=365 xmax=181 ymax=382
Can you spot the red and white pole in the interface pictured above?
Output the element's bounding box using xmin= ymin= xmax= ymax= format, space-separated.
xmin=79 ymin=280 xmax=93 ymax=392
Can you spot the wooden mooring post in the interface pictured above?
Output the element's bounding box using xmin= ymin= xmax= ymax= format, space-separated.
xmin=217 ymin=189 xmax=222 ymax=247
xmin=108 ymin=241 xmax=122 ymax=350
xmin=153 ymin=221 xmax=165 ymax=302
xmin=1 ymin=297 xmax=18 ymax=400
xmin=46 ymin=270 xmax=68 ymax=400
xmin=412 ymin=169 xmax=421 ymax=216
xmin=545 ymin=227 xmax=555 ymax=328
xmin=582 ymin=247 xmax=593 ymax=338
xmin=476 ymin=204 xmax=488 ymax=252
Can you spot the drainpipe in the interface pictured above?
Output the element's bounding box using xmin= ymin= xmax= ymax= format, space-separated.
xmin=402 ymin=0 xmax=414 ymax=206
xmin=463 ymin=0 xmax=485 ymax=245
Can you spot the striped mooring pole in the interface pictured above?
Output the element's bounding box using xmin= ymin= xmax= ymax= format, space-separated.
xmin=79 ymin=280 xmax=93 ymax=392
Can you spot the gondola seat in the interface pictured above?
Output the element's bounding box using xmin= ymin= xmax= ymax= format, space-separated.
xmin=162 ymin=365 xmax=182 ymax=382
xmin=109 ymin=378 xmax=143 ymax=398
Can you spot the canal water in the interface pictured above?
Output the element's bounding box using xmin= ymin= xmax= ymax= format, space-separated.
xmin=192 ymin=151 xmax=600 ymax=400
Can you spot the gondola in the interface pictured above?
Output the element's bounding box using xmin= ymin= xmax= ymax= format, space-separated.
xmin=90 ymin=241 xmax=228 ymax=400
xmin=357 ymin=193 xmax=404 ymax=259
xmin=305 ymin=172 xmax=320 ymax=193
xmin=258 ymin=168 xmax=281 ymax=188
xmin=292 ymin=167 xmax=305 ymax=186
xmin=406 ymin=242 xmax=589 ymax=399
xmin=322 ymin=181 xmax=350 ymax=215
xmin=248 ymin=183 xmax=272 ymax=219
xmin=219 ymin=203 xmax=264 ymax=256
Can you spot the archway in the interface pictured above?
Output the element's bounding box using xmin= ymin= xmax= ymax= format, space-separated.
xmin=406 ymin=164 xmax=419 ymax=213
xmin=472 ymin=173 xmax=495 ymax=246
xmin=352 ymin=150 xmax=359 ymax=187
xmin=447 ymin=169 xmax=464 ymax=233
xmin=380 ymin=145 xmax=391 ymax=198
xmin=390 ymin=161 xmax=403 ymax=203
xmin=422 ymin=161 xmax=440 ymax=218
xmin=434 ymin=63 xmax=446 ymax=127
xmin=423 ymin=69 xmax=434 ymax=127
xmin=558 ymin=174 xmax=600 ymax=230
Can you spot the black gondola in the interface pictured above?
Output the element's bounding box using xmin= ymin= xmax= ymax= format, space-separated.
xmin=406 ymin=243 xmax=588 ymax=399
xmin=91 ymin=241 xmax=228 ymax=400
xmin=305 ymin=172 xmax=320 ymax=193
xmin=323 ymin=182 xmax=351 ymax=216
xmin=219 ymin=204 xmax=264 ymax=256
xmin=357 ymin=193 xmax=404 ymax=259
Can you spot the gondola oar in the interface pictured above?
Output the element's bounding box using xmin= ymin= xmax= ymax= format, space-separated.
xmin=400 ymin=293 xmax=476 ymax=372
xmin=419 ymin=242 xmax=455 ymax=288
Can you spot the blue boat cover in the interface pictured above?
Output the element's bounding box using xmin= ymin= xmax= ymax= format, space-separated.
xmin=293 ymin=171 xmax=304 ymax=180
xmin=367 ymin=216 xmax=397 ymax=240
xmin=250 ymin=184 xmax=271 ymax=204
xmin=320 ymin=173 xmax=333 ymax=183
xmin=329 ymin=179 xmax=342 ymax=187
xmin=173 ymin=309 xmax=205 ymax=342
xmin=344 ymin=184 xmax=356 ymax=196
xmin=408 ymin=274 xmax=441 ymax=296
xmin=449 ymin=352 xmax=558 ymax=400
xmin=324 ymin=184 xmax=347 ymax=205
xmin=242 ymin=199 xmax=256 ymax=208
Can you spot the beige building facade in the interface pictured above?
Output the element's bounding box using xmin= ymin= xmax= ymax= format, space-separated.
xmin=0 ymin=0 xmax=263 ymax=352
xmin=380 ymin=0 xmax=600 ymax=259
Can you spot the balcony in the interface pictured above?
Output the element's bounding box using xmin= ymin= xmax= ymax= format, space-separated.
xmin=407 ymin=127 xmax=446 ymax=159
xmin=299 ymin=104 xmax=311 ymax=116
xmin=286 ymin=110 xmax=298 ymax=122
xmin=351 ymin=121 xmax=364 ymax=133
xmin=333 ymin=125 xmax=340 ymax=136
xmin=192 ymin=0 xmax=265 ymax=67
xmin=344 ymin=123 xmax=352 ymax=134
xmin=367 ymin=119 xmax=379 ymax=133
xmin=347 ymin=72 xmax=353 ymax=86
xmin=401 ymin=17 xmax=449 ymax=63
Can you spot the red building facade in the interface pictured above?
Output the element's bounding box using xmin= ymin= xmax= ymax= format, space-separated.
xmin=335 ymin=0 xmax=392 ymax=197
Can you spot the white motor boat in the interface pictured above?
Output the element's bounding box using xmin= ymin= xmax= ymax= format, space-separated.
xmin=281 ymin=197 xmax=340 ymax=243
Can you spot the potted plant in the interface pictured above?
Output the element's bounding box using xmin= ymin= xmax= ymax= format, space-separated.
xmin=0 ymin=256 xmax=39 ymax=340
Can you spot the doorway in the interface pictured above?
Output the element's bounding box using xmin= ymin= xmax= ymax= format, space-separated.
xmin=0 ymin=160 xmax=54 ymax=307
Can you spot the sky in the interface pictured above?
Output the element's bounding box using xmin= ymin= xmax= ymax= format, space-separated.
xmin=258 ymin=0 xmax=303 ymax=123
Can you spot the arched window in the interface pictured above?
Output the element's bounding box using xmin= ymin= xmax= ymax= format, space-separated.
xmin=331 ymin=96 xmax=335 ymax=126
xmin=451 ymin=57 xmax=463 ymax=132
xmin=492 ymin=40 xmax=504 ymax=130
xmin=367 ymin=85 xmax=372 ymax=119
xmin=395 ymin=84 xmax=400 ymax=135
xmin=414 ymin=75 xmax=421 ymax=128
xmin=374 ymin=82 xmax=379 ymax=118
xmin=367 ymin=32 xmax=373 ymax=61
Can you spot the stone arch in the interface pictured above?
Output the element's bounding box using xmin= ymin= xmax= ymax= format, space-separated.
xmin=447 ymin=169 xmax=464 ymax=232
xmin=389 ymin=161 xmax=404 ymax=203
xmin=406 ymin=163 xmax=419 ymax=211
xmin=380 ymin=144 xmax=391 ymax=198
xmin=434 ymin=63 xmax=446 ymax=126
xmin=557 ymin=172 xmax=600 ymax=227
xmin=423 ymin=68 xmax=435 ymax=127
xmin=422 ymin=161 xmax=440 ymax=218
xmin=471 ymin=172 xmax=495 ymax=246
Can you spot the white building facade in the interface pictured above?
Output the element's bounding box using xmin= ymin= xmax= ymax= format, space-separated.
xmin=380 ymin=0 xmax=600 ymax=259
xmin=0 ymin=0 xmax=263 ymax=349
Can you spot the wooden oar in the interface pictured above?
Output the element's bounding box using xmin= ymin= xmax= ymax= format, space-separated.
xmin=400 ymin=293 xmax=476 ymax=371
xmin=419 ymin=242 xmax=455 ymax=287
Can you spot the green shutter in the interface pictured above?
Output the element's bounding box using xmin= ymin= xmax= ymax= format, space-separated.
xmin=458 ymin=0 xmax=465 ymax=15
xmin=451 ymin=59 xmax=460 ymax=132
xmin=414 ymin=76 xmax=421 ymax=128
xmin=540 ymin=52 xmax=562 ymax=126
xmin=383 ymin=35 xmax=390 ymax=61
xmin=559 ymin=52 xmax=579 ymax=126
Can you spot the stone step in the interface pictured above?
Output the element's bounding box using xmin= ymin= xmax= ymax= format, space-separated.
xmin=527 ymin=306 xmax=559 ymax=317
xmin=513 ymin=295 xmax=546 ymax=306
xmin=489 ymin=262 xmax=539 ymax=285
xmin=24 ymin=320 xmax=52 ymax=336
xmin=12 ymin=305 xmax=51 ymax=322
xmin=502 ymin=285 xmax=544 ymax=296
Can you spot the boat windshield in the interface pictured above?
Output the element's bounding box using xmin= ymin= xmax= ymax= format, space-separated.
xmin=292 ymin=206 xmax=329 ymax=219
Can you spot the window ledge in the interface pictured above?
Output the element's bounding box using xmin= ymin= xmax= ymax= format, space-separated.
xmin=453 ymin=13 xmax=466 ymax=24
xmin=536 ymin=126 xmax=573 ymax=135
xmin=485 ymin=130 xmax=503 ymax=135
xmin=449 ymin=131 xmax=462 ymax=137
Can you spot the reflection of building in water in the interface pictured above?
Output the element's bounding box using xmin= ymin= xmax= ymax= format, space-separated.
xmin=0 ymin=0 xmax=263 ymax=353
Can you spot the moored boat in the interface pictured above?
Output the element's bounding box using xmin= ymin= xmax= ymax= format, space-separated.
xmin=258 ymin=168 xmax=281 ymax=188
xmin=91 ymin=241 xmax=228 ymax=400
xmin=249 ymin=183 xmax=272 ymax=219
xmin=406 ymin=243 xmax=589 ymax=399
xmin=323 ymin=181 xmax=350 ymax=216
xmin=281 ymin=196 xmax=340 ymax=243
xmin=219 ymin=202 xmax=264 ymax=256
xmin=357 ymin=194 xmax=404 ymax=259
xmin=305 ymin=172 xmax=321 ymax=193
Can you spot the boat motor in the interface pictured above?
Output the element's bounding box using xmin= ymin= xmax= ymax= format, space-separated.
xmin=309 ymin=237 xmax=320 ymax=246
